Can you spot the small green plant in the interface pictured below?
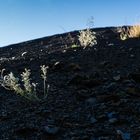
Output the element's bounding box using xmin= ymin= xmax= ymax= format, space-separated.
xmin=0 ymin=65 xmax=49 ymax=101
xmin=78 ymin=28 xmax=97 ymax=49
xmin=71 ymin=44 xmax=79 ymax=48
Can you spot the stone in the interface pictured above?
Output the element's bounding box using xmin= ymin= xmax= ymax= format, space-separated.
xmin=113 ymin=75 xmax=121 ymax=81
xmin=105 ymin=82 xmax=117 ymax=92
xmin=130 ymin=54 xmax=135 ymax=58
xmin=90 ymin=117 xmax=97 ymax=124
xmin=44 ymin=125 xmax=60 ymax=135
xmin=52 ymin=61 xmax=64 ymax=71
xmin=98 ymin=61 xmax=110 ymax=68
xmin=109 ymin=118 xmax=118 ymax=124
xmin=116 ymin=130 xmax=131 ymax=140
xmin=107 ymin=112 xmax=118 ymax=119
xmin=85 ymin=97 xmax=98 ymax=106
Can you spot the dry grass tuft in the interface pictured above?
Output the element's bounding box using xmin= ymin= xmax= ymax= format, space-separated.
xmin=119 ymin=24 xmax=140 ymax=40
xmin=129 ymin=25 xmax=140 ymax=38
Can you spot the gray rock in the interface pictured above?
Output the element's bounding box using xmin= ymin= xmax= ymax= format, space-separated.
xmin=107 ymin=111 xmax=118 ymax=119
xmin=44 ymin=125 xmax=60 ymax=135
xmin=116 ymin=130 xmax=131 ymax=140
xmin=90 ymin=117 xmax=97 ymax=124
xmin=113 ymin=75 xmax=121 ymax=81
xmin=86 ymin=97 xmax=98 ymax=106
xmin=105 ymin=82 xmax=117 ymax=92
xmin=130 ymin=54 xmax=135 ymax=58
xmin=109 ymin=118 xmax=118 ymax=124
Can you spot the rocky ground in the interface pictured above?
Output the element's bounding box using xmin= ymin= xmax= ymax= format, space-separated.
xmin=1 ymin=27 xmax=140 ymax=140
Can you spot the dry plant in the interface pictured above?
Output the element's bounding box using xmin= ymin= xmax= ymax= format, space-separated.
xmin=119 ymin=24 xmax=140 ymax=40
xmin=59 ymin=26 xmax=77 ymax=48
xmin=0 ymin=69 xmax=24 ymax=95
xmin=129 ymin=24 xmax=140 ymax=38
xmin=118 ymin=26 xmax=129 ymax=40
xmin=78 ymin=28 xmax=97 ymax=49
xmin=40 ymin=65 xmax=49 ymax=99
xmin=0 ymin=65 xmax=49 ymax=101
xmin=21 ymin=68 xmax=38 ymax=100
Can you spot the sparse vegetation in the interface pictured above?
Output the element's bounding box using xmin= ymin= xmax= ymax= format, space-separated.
xmin=0 ymin=69 xmax=24 ymax=95
xmin=129 ymin=24 xmax=140 ymax=38
xmin=40 ymin=65 xmax=49 ymax=99
xmin=2 ymin=25 xmax=140 ymax=139
xmin=119 ymin=26 xmax=129 ymax=40
xmin=78 ymin=28 xmax=97 ymax=49
xmin=0 ymin=66 xmax=49 ymax=101
xmin=119 ymin=25 xmax=140 ymax=40
xmin=71 ymin=44 xmax=79 ymax=48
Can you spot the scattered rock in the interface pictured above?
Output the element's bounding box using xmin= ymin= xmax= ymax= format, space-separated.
xmin=44 ymin=125 xmax=60 ymax=135
xmin=116 ymin=130 xmax=131 ymax=140
xmin=21 ymin=52 xmax=27 ymax=56
xmin=52 ymin=61 xmax=64 ymax=71
xmin=107 ymin=111 xmax=118 ymax=119
xmin=130 ymin=54 xmax=135 ymax=58
xmin=109 ymin=118 xmax=118 ymax=124
xmin=107 ymin=112 xmax=119 ymax=124
xmin=105 ymin=82 xmax=118 ymax=92
xmin=113 ymin=75 xmax=121 ymax=81
xmin=90 ymin=117 xmax=97 ymax=124
xmin=98 ymin=61 xmax=110 ymax=68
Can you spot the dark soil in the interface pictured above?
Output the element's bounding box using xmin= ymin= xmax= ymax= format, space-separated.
xmin=1 ymin=27 xmax=140 ymax=140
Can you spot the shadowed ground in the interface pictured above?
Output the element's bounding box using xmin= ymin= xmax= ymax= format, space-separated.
xmin=0 ymin=27 xmax=140 ymax=140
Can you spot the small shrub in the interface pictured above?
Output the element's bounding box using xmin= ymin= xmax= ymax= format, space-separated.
xmin=0 ymin=66 xmax=49 ymax=101
xmin=21 ymin=68 xmax=38 ymax=100
xmin=119 ymin=27 xmax=129 ymax=40
xmin=1 ymin=70 xmax=24 ymax=95
xmin=78 ymin=28 xmax=97 ymax=49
